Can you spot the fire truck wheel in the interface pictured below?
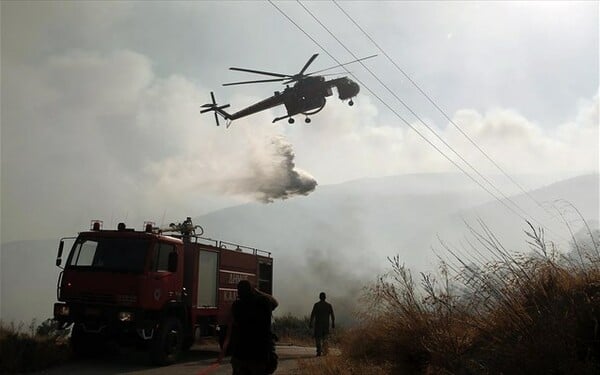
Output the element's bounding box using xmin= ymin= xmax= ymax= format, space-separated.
xmin=182 ymin=334 xmax=194 ymax=352
xmin=150 ymin=316 xmax=183 ymax=365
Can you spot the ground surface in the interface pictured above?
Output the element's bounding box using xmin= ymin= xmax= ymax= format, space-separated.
xmin=32 ymin=343 xmax=319 ymax=374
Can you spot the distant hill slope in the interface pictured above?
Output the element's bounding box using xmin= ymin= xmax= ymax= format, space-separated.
xmin=1 ymin=173 xmax=597 ymax=325
xmin=430 ymin=173 xmax=599 ymax=262
xmin=195 ymin=173 xmax=598 ymax=320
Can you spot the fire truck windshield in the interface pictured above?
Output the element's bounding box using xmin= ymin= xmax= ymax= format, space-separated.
xmin=66 ymin=237 xmax=150 ymax=273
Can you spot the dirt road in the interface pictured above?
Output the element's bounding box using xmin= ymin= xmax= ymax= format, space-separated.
xmin=33 ymin=343 xmax=317 ymax=375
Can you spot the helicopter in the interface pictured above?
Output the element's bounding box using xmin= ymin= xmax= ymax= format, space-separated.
xmin=201 ymin=53 xmax=376 ymax=127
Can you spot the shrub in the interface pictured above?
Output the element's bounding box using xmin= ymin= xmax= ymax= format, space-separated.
xmin=273 ymin=313 xmax=312 ymax=344
xmin=308 ymin=220 xmax=600 ymax=374
xmin=0 ymin=319 xmax=70 ymax=373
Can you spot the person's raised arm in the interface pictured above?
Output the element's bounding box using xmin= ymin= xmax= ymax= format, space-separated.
xmin=255 ymin=288 xmax=279 ymax=310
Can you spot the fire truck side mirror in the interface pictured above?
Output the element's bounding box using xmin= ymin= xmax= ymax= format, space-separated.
xmin=56 ymin=241 xmax=64 ymax=267
xmin=168 ymin=252 xmax=178 ymax=273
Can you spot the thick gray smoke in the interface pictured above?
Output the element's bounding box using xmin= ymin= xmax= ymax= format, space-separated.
xmin=275 ymin=247 xmax=374 ymax=326
xmin=230 ymin=136 xmax=318 ymax=203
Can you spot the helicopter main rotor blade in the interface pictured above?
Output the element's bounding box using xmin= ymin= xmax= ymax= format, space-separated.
xmin=223 ymin=78 xmax=287 ymax=86
xmin=320 ymin=72 xmax=348 ymax=77
xmin=298 ymin=53 xmax=319 ymax=76
xmin=229 ymin=67 xmax=290 ymax=78
xmin=308 ymin=54 xmax=378 ymax=75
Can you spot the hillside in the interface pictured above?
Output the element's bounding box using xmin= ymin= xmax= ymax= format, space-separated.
xmin=195 ymin=173 xmax=599 ymax=321
xmin=1 ymin=173 xmax=597 ymax=325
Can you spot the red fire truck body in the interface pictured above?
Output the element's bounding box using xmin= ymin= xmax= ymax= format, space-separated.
xmin=53 ymin=220 xmax=272 ymax=365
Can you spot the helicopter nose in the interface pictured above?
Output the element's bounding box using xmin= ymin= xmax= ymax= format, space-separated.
xmin=337 ymin=79 xmax=360 ymax=100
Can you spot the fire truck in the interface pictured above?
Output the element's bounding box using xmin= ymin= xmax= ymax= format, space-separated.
xmin=53 ymin=218 xmax=273 ymax=365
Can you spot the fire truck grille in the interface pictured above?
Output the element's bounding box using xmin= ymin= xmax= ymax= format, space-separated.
xmin=72 ymin=292 xmax=115 ymax=305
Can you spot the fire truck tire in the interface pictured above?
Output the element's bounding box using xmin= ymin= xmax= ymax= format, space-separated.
xmin=71 ymin=324 xmax=102 ymax=358
xmin=182 ymin=335 xmax=194 ymax=351
xmin=150 ymin=316 xmax=183 ymax=365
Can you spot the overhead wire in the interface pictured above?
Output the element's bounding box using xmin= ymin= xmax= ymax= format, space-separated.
xmin=268 ymin=0 xmax=569 ymax=244
xmin=267 ymin=0 xmax=542 ymax=231
xmin=331 ymin=0 xmax=560 ymax=222
xmin=296 ymin=0 xmax=541 ymax=226
xmin=291 ymin=0 xmax=568 ymax=242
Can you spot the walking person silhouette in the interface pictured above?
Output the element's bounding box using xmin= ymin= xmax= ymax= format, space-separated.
xmin=309 ymin=292 xmax=335 ymax=356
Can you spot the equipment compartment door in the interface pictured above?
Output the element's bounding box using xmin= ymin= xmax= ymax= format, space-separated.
xmin=198 ymin=250 xmax=218 ymax=308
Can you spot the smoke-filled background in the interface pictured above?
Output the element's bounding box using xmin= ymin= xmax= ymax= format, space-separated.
xmin=1 ymin=1 xmax=598 ymax=324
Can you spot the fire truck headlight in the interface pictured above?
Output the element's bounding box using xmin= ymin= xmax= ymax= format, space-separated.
xmin=118 ymin=311 xmax=135 ymax=322
xmin=54 ymin=304 xmax=70 ymax=317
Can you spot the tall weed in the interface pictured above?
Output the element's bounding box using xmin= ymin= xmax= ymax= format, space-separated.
xmin=308 ymin=219 xmax=600 ymax=374
xmin=0 ymin=319 xmax=70 ymax=373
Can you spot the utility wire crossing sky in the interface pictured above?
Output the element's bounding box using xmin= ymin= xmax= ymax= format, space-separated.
xmin=1 ymin=1 xmax=597 ymax=242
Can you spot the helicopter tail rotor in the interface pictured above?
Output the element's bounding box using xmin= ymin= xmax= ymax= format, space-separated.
xmin=200 ymin=92 xmax=231 ymax=126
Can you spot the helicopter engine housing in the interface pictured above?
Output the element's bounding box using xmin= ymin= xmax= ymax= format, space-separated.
xmin=335 ymin=78 xmax=360 ymax=100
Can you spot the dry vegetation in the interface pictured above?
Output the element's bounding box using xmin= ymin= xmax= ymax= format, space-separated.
xmin=299 ymin=220 xmax=600 ymax=374
xmin=273 ymin=313 xmax=344 ymax=347
xmin=0 ymin=319 xmax=70 ymax=373
xmin=273 ymin=313 xmax=314 ymax=346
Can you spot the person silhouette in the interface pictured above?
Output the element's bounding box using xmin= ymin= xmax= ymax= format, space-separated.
xmin=309 ymin=292 xmax=335 ymax=356
xmin=219 ymin=280 xmax=278 ymax=374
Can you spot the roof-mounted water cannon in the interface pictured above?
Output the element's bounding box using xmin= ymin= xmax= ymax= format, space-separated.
xmin=159 ymin=217 xmax=204 ymax=238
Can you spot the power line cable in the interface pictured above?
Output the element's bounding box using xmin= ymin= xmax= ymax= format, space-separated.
xmin=332 ymin=0 xmax=559 ymax=222
xmin=294 ymin=0 xmax=567 ymax=242
xmin=267 ymin=0 xmax=545 ymax=232
xmin=269 ymin=0 xmax=570 ymax=245
xmin=297 ymin=0 xmax=538 ymax=225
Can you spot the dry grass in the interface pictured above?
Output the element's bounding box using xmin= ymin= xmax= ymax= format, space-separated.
xmin=273 ymin=313 xmax=313 ymax=346
xmin=299 ymin=220 xmax=600 ymax=374
xmin=297 ymin=353 xmax=391 ymax=375
xmin=0 ymin=319 xmax=70 ymax=373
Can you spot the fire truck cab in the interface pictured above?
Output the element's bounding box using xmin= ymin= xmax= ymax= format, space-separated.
xmin=53 ymin=219 xmax=273 ymax=365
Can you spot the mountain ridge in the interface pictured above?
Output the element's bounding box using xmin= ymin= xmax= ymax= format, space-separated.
xmin=1 ymin=173 xmax=597 ymax=324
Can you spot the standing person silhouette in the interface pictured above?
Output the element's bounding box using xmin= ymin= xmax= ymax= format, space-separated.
xmin=309 ymin=292 xmax=335 ymax=356
xmin=219 ymin=280 xmax=278 ymax=374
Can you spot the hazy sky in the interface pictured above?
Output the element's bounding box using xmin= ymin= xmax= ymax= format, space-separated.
xmin=1 ymin=1 xmax=598 ymax=243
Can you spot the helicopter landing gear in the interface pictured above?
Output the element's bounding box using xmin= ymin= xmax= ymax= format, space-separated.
xmin=305 ymin=117 xmax=311 ymax=124
xmin=348 ymin=100 xmax=354 ymax=106
xmin=288 ymin=118 xmax=295 ymax=124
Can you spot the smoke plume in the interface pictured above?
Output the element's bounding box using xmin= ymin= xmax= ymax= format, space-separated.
xmin=230 ymin=136 xmax=318 ymax=203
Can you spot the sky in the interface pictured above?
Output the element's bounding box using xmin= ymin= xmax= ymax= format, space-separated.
xmin=1 ymin=1 xmax=598 ymax=243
